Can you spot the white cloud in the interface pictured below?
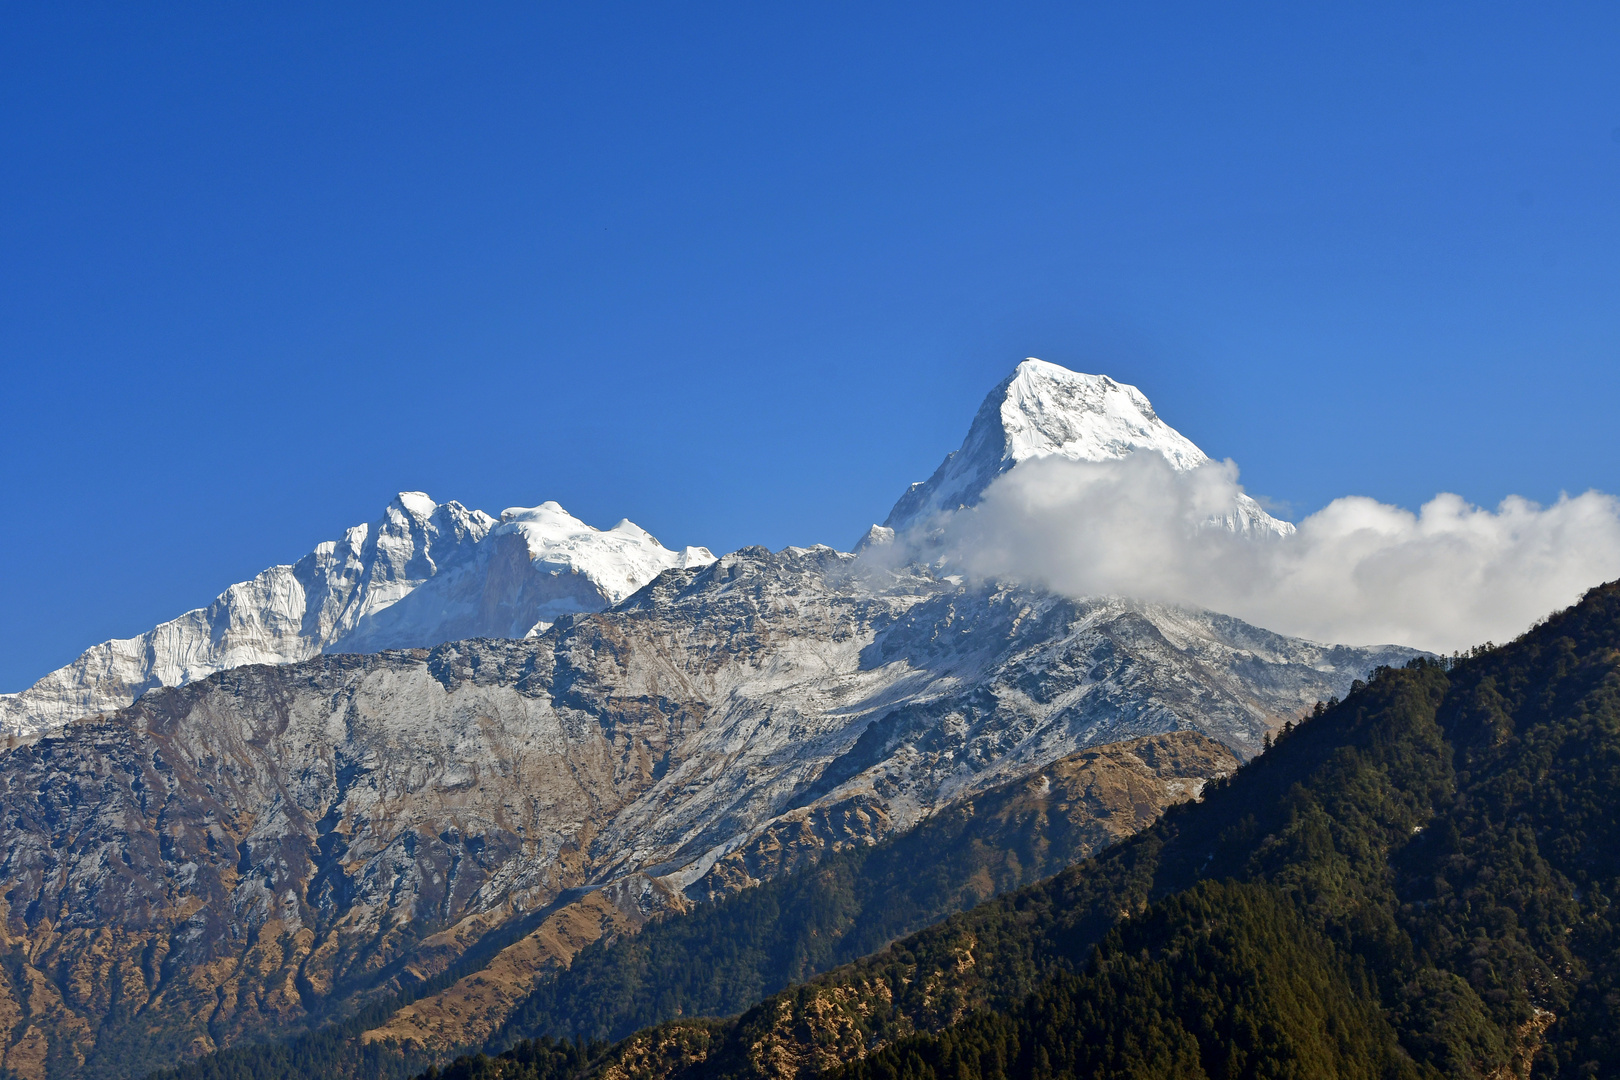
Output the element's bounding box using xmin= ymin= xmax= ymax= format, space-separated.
xmin=926 ymin=453 xmax=1620 ymax=653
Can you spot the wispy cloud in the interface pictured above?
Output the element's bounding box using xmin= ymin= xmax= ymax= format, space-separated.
xmin=921 ymin=453 xmax=1620 ymax=653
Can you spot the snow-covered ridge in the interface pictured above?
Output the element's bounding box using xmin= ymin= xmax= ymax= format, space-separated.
xmin=0 ymin=493 xmax=714 ymax=736
xmin=495 ymin=502 xmax=715 ymax=608
xmin=883 ymin=358 xmax=1293 ymax=537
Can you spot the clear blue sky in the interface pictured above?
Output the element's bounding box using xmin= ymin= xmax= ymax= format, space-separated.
xmin=3 ymin=3 xmax=1618 ymax=690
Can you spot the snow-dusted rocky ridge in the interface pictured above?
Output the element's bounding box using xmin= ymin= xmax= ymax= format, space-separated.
xmin=0 ymin=544 xmax=1415 ymax=1076
xmin=883 ymin=358 xmax=1293 ymax=537
xmin=0 ymin=495 xmax=714 ymax=736
xmin=2 ymin=359 xmax=1285 ymax=740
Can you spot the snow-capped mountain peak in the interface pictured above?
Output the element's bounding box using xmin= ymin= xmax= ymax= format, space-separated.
xmin=995 ymin=360 xmax=1207 ymax=470
xmin=0 ymin=494 xmax=712 ymax=736
xmin=884 ymin=358 xmax=1292 ymax=537
xmin=394 ymin=490 xmax=442 ymax=519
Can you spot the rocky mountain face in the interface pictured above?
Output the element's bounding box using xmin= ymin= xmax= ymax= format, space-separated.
xmin=883 ymin=359 xmax=1291 ymax=538
xmin=379 ymin=729 xmax=1239 ymax=1062
xmin=363 ymin=730 xmax=1239 ymax=1058
xmin=0 ymin=495 xmax=714 ymax=737
xmin=0 ymin=544 xmax=1412 ymax=1079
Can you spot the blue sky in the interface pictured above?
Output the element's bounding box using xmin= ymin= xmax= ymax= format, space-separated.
xmin=3 ymin=3 xmax=1619 ymax=690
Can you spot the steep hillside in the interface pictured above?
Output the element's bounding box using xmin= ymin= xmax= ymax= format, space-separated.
xmin=493 ymin=579 xmax=1620 ymax=1080
xmin=465 ymin=731 xmax=1234 ymax=1055
xmin=149 ymin=732 xmax=1234 ymax=1080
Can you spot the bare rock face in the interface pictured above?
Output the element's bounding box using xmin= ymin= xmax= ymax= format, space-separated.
xmin=688 ymin=728 xmax=1234 ymax=906
xmin=0 ymin=546 xmax=1413 ymax=1079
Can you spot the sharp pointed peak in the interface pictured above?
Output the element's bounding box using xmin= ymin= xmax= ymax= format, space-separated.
xmin=882 ymin=358 xmax=1266 ymax=534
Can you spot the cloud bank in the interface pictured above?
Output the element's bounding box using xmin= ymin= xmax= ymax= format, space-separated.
xmin=927 ymin=454 xmax=1620 ymax=653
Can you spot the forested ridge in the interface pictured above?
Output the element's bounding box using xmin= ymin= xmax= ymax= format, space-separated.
xmin=451 ymin=578 xmax=1620 ymax=1080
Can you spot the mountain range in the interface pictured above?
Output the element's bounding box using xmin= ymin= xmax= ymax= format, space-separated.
xmin=0 ymin=360 xmax=1422 ymax=1080
xmin=2 ymin=359 xmax=1287 ymax=740
xmin=0 ymin=498 xmax=713 ymax=737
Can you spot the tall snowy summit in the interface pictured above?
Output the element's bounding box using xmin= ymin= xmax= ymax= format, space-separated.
xmin=0 ymin=494 xmax=714 ymax=736
xmin=883 ymin=358 xmax=1293 ymax=537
